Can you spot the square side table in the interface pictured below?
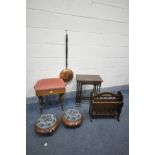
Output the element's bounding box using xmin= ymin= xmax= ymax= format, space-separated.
xmin=76 ymin=74 xmax=103 ymax=105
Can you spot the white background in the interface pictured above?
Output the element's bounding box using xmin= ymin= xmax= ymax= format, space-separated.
xmin=0 ymin=0 xmax=155 ymax=155
xmin=26 ymin=0 xmax=129 ymax=97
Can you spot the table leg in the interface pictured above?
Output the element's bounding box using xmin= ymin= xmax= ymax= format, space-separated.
xmin=59 ymin=94 xmax=64 ymax=111
xmin=76 ymin=81 xmax=79 ymax=102
xmin=76 ymin=81 xmax=81 ymax=106
xmin=38 ymin=96 xmax=44 ymax=114
xmin=93 ymin=84 xmax=96 ymax=96
xmin=79 ymin=83 xmax=82 ymax=104
xmin=93 ymin=83 xmax=101 ymax=95
xmin=98 ymin=82 xmax=101 ymax=92
xmin=96 ymin=83 xmax=99 ymax=94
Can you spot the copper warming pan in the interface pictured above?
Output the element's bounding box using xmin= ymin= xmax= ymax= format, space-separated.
xmin=60 ymin=30 xmax=73 ymax=82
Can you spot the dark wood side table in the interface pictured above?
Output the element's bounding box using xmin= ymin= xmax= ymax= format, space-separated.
xmin=76 ymin=74 xmax=103 ymax=105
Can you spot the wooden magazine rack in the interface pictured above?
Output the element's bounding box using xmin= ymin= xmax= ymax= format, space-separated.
xmin=89 ymin=91 xmax=124 ymax=122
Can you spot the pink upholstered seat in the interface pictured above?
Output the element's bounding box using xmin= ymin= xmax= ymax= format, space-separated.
xmin=34 ymin=78 xmax=65 ymax=91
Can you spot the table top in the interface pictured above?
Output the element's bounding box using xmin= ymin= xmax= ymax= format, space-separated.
xmin=34 ymin=78 xmax=65 ymax=91
xmin=76 ymin=74 xmax=103 ymax=82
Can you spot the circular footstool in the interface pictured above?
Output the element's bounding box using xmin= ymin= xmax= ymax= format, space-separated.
xmin=62 ymin=109 xmax=83 ymax=127
xmin=34 ymin=114 xmax=59 ymax=135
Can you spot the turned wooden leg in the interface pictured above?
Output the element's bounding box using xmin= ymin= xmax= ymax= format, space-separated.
xmin=76 ymin=81 xmax=79 ymax=103
xmin=76 ymin=81 xmax=81 ymax=106
xmin=59 ymin=94 xmax=64 ymax=111
xmin=76 ymin=81 xmax=79 ymax=105
xmin=38 ymin=96 xmax=44 ymax=114
xmin=117 ymin=115 xmax=120 ymax=122
xmin=79 ymin=83 xmax=82 ymax=103
xmin=93 ymin=84 xmax=96 ymax=95
xmin=90 ymin=115 xmax=93 ymax=122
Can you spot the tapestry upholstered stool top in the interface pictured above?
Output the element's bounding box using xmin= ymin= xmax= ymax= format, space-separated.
xmin=62 ymin=109 xmax=83 ymax=127
xmin=34 ymin=78 xmax=65 ymax=113
xmin=35 ymin=113 xmax=59 ymax=135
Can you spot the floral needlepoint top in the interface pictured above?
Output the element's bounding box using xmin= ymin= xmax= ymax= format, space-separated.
xmin=64 ymin=109 xmax=82 ymax=121
xmin=36 ymin=114 xmax=57 ymax=129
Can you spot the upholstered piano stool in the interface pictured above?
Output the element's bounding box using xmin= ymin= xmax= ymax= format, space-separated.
xmin=34 ymin=78 xmax=65 ymax=113
xmin=34 ymin=113 xmax=59 ymax=135
xmin=62 ymin=109 xmax=83 ymax=128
